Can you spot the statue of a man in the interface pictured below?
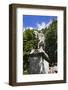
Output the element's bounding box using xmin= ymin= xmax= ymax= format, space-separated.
xmin=38 ymin=31 xmax=45 ymax=50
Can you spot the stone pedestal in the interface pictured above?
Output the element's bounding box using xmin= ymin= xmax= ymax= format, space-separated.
xmin=29 ymin=49 xmax=49 ymax=74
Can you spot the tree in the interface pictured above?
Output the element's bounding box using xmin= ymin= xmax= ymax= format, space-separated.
xmin=23 ymin=29 xmax=38 ymax=74
xmin=44 ymin=20 xmax=57 ymax=65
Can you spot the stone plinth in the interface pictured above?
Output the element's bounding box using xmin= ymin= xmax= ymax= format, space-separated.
xmin=29 ymin=49 xmax=49 ymax=74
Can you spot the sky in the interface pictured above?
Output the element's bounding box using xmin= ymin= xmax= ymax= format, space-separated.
xmin=23 ymin=15 xmax=57 ymax=30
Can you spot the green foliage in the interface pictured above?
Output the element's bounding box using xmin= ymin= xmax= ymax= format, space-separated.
xmin=23 ymin=29 xmax=38 ymax=74
xmin=45 ymin=20 xmax=57 ymax=64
